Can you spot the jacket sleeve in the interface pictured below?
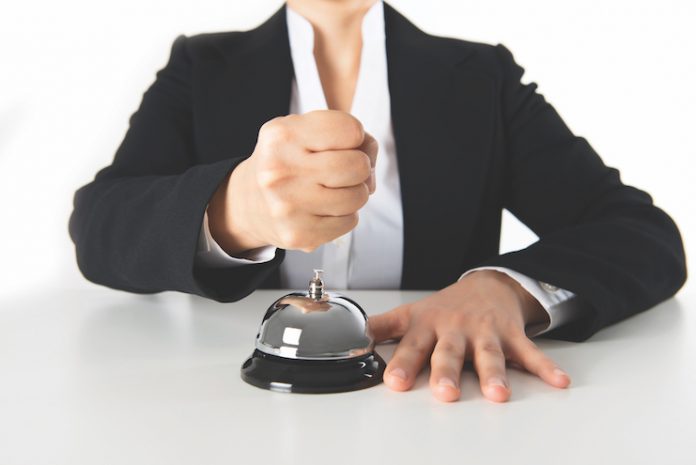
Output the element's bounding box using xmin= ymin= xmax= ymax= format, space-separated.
xmin=68 ymin=35 xmax=283 ymax=302
xmin=479 ymin=44 xmax=687 ymax=341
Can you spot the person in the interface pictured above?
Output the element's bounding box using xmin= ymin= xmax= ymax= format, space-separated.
xmin=69 ymin=0 xmax=687 ymax=403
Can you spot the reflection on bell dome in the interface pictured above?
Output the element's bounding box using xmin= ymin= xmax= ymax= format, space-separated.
xmin=256 ymin=292 xmax=374 ymax=360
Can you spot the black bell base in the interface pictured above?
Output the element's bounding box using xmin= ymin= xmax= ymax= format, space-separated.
xmin=241 ymin=349 xmax=386 ymax=394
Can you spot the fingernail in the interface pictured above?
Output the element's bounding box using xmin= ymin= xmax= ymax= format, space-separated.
xmin=553 ymin=368 xmax=568 ymax=378
xmin=488 ymin=377 xmax=507 ymax=389
xmin=438 ymin=378 xmax=457 ymax=389
xmin=390 ymin=368 xmax=407 ymax=381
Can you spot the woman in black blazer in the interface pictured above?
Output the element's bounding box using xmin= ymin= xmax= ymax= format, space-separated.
xmin=69 ymin=1 xmax=686 ymax=402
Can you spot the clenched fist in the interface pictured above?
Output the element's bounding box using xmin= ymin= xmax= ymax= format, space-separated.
xmin=208 ymin=110 xmax=378 ymax=255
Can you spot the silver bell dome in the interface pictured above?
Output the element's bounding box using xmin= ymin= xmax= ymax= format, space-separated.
xmin=241 ymin=270 xmax=386 ymax=393
xmin=255 ymin=270 xmax=374 ymax=360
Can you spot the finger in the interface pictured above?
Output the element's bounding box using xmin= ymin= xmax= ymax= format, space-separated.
xmin=368 ymin=304 xmax=411 ymax=343
xmin=358 ymin=132 xmax=378 ymax=193
xmin=305 ymin=184 xmax=370 ymax=217
xmin=508 ymin=335 xmax=571 ymax=388
xmin=359 ymin=132 xmax=378 ymax=168
xmin=277 ymin=213 xmax=358 ymax=251
xmin=268 ymin=178 xmax=368 ymax=218
xmin=289 ymin=110 xmax=365 ymax=151
xmin=307 ymin=149 xmax=372 ymax=188
xmin=308 ymin=213 xmax=359 ymax=246
xmin=384 ymin=326 xmax=436 ymax=392
xmin=429 ymin=332 xmax=466 ymax=402
xmin=473 ymin=337 xmax=510 ymax=403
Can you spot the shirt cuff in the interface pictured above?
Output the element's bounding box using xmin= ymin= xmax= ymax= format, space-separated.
xmin=459 ymin=266 xmax=581 ymax=337
xmin=196 ymin=210 xmax=277 ymax=268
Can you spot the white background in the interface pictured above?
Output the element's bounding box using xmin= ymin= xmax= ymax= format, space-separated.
xmin=0 ymin=0 xmax=694 ymax=299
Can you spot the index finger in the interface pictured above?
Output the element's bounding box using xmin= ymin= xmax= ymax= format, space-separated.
xmin=368 ymin=304 xmax=411 ymax=343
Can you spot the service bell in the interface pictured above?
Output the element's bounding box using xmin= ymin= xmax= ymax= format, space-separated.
xmin=241 ymin=269 xmax=386 ymax=393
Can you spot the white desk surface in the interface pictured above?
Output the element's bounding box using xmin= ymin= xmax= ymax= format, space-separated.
xmin=1 ymin=287 xmax=694 ymax=465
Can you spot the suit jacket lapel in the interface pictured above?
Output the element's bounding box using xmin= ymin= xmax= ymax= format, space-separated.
xmin=203 ymin=5 xmax=294 ymax=164
xmin=384 ymin=2 xmax=495 ymax=289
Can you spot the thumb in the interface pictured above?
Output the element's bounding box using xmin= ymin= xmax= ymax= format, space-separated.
xmin=367 ymin=304 xmax=411 ymax=343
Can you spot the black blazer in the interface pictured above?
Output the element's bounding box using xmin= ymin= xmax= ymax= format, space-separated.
xmin=69 ymin=3 xmax=686 ymax=341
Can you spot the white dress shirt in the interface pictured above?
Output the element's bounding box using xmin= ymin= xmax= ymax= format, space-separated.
xmin=196 ymin=0 xmax=581 ymax=335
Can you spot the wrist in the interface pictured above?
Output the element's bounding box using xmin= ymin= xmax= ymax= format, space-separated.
xmin=500 ymin=273 xmax=548 ymax=327
xmin=467 ymin=270 xmax=548 ymax=327
xmin=208 ymin=159 xmax=267 ymax=254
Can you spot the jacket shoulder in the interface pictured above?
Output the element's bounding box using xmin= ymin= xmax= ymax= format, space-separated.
xmin=424 ymin=33 xmax=512 ymax=77
xmin=183 ymin=6 xmax=287 ymax=61
xmin=182 ymin=30 xmax=251 ymax=61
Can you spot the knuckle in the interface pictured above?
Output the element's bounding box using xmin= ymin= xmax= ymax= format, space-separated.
xmin=344 ymin=117 xmax=364 ymax=146
xmin=351 ymin=184 xmax=370 ymax=210
xmin=356 ymin=154 xmax=372 ymax=180
xmin=419 ymin=304 xmax=447 ymax=321
xmin=403 ymin=336 xmax=431 ymax=354
xmin=256 ymin=167 xmax=284 ymax=190
xmin=346 ymin=212 xmax=359 ymax=231
xmin=381 ymin=306 xmax=411 ymax=338
xmin=334 ymin=198 xmax=357 ymax=217
xmin=395 ymin=309 xmax=411 ymax=335
xmin=477 ymin=341 xmax=504 ymax=357
xmin=434 ymin=340 xmax=459 ymax=356
xmin=278 ymin=229 xmax=305 ymax=250
xmin=366 ymin=133 xmax=379 ymax=157
xmin=474 ymin=312 xmax=499 ymax=331
xmin=260 ymin=118 xmax=293 ymax=146
xmin=394 ymin=312 xmax=409 ymax=334
xmin=267 ymin=198 xmax=295 ymax=219
xmin=334 ymin=212 xmax=359 ymax=235
xmin=450 ymin=311 xmax=471 ymax=328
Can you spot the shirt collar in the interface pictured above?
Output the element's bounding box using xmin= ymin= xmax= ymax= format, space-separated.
xmin=285 ymin=1 xmax=387 ymax=114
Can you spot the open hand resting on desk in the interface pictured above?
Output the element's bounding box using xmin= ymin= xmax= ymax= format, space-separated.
xmin=369 ymin=269 xmax=572 ymax=403
xmin=207 ymin=110 xmax=377 ymax=256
